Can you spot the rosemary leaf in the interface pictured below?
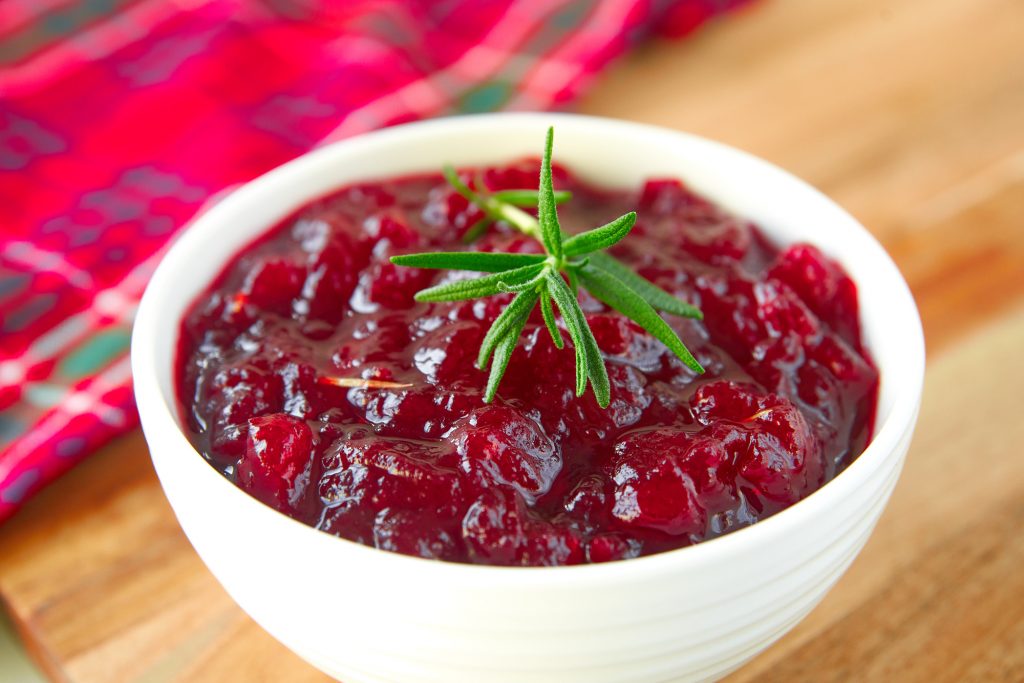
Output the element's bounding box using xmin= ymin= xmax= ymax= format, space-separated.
xmin=559 ymin=275 xmax=612 ymax=407
xmin=562 ymin=212 xmax=637 ymax=257
xmin=496 ymin=271 xmax=548 ymax=293
xmin=462 ymin=217 xmax=493 ymax=243
xmin=443 ymin=164 xmax=480 ymax=204
xmin=539 ymin=289 xmax=564 ymax=349
xmin=583 ymin=330 xmax=611 ymax=408
xmin=546 ymin=270 xmax=610 ymax=403
xmin=395 ymin=125 xmax=704 ymax=407
xmin=484 ymin=325 xmax=524 ymax=403
xmin=579 ymin=264 xmax=704 ymax=374
xmin=391 ymin=252 xmax=544 ymax=272
xmin=544 ymin=272 xmax=587 ymax=394
xmin=492 ymin=189 xmax=572 ymax=207
xmin=477 ymin=288 xmax=541 ymax=368
xmin=566 ymin=267 xmax=580 ymax=297
xmin=414 ymin=263 xmax=544 ymax=302
xmin=537 ymin=127 xmax=564 ymax=260
xmin=587 ymin=252 xmax=703 ymax=319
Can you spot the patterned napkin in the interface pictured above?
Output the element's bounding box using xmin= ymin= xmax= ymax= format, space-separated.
xmin=0 ymin=0 xmax=748 ymax=522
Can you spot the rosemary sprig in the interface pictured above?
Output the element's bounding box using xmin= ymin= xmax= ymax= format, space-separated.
xmin=391 ymin=127 xmax=704 ymax=406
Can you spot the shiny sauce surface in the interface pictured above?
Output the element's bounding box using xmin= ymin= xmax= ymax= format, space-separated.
xmin=176 ymin=160 xmax=878 ymax=565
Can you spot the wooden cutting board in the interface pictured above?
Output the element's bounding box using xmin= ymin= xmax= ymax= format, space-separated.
xmin=3 ymin=0 xmax=1023 ymax=680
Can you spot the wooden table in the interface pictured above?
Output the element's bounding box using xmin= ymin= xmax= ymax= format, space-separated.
xmin=3 ymin=0 xmax=1023 ymax=680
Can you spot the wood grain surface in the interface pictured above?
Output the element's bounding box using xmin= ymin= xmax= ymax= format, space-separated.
xmin=2 ymin=0 xmax=1023 ymax=680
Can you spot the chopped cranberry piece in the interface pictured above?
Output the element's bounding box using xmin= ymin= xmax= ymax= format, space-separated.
xmin=520 ymin=522 xmax=585 ymax=566
xmin=586 ymin=534 xmax=640 ymax=563
xmin=769 ymin=244 xmax=861 ymax=348
xmin=352 ymin=384 xmax=483 ymax=439
xmin=586 ymin=313 xmax=665 ymax=371
xmin=639 ymin=179 xmax=709 ymax=214
xmin=288 ymin=217 xmax=372 ymax=323
xmin=320 ymin=436 xmax=463 ymax=514
xmin=276 ymin=360 xmax=321 ymax=419
xmin=461 ymin=489 xmax=583 ymax=566
xmin=316 ymin=501 xmax=375 ymax=546
xmin=483 ymin=161 xmax=538 ymax=192
xmin=679 ymin=215 xmax=753 ymax=264
xmin=331 ymin=316 xmax=412 ymax=372
xmin=737 ymin=399 xmax=824 ymax=512
xmin=808 ymin=333 xmax=875 ymax=384
xmin=373 ymin=508 xmax=461 ymax=560
xmin=482 ymin=159 xmax=571 ymax=193
xmin=610 ymin=428 xmax=738 ymax=537
xmin=239 ymin=259 xmax=304 ymax=315
xmin=236 ymin=413 xmax=314 ymax=515
xmin=694 ymin=272 xmax=766 ymax=362
xmin=447 ymin=405 xmax=561 ymax=501
xmin=341 ymin=183 xmax=398 ymax=211
xmin=411 ymin=320 xmax=485 ymax=384
xmin=562 ymin=474 xmax=610 ymax=524
xmin=461 ymin=489 xmax=528 ymax=565
xmin=432 ymin=185 xmax=484 ymax=238
xmin=796 ymin=361 xmax=841 ymax=419
xmin=755 ymin=280 xmax=821 ymax=341
xmin=445 ymin=292 xmax=511 ymax=324
xmin=203 ymin=363 xmax=284 ymax=458
xmin=691 ymin=380 xmax=765 ymax=424
xmin=351 ymin=243 xmax=436 ymax=312
xmin=365 ymin=213 xmax=421 ymax=249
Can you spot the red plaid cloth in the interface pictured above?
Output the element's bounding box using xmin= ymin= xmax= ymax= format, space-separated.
xmin=0 ymin=0 xmax=747 ymax=522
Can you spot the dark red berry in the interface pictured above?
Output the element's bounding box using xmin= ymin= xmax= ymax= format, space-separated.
xmin=769 ymin=244 xmax=861 ymax=348
xmin=373 ymin=508 xmax=461 ymax=560
xmin=461 ymin=488 xmax=528 ymax=565
xmin=204 ymin=363 xmax=284 ymax=458
xmin=586 ymin=534 xmax=640 ymax=563
xmin=447 ymin=405 xmax=561 ymax=501
xmin=236 ymin=413 xmax=314 ymax=514
xmin=240 ymin=259 xmax=304 ymax=315
xmin=610 ymin=428 xmax=738 ymax=537
xmin=320 ymin=435 xmax=464 ymax=516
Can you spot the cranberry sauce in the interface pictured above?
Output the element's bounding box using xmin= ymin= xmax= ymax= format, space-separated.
xmin=176 ymin=160 xmax=878 ymax=566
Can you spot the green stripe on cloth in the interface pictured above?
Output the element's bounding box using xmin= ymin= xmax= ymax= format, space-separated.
xmin=458 ymin=81 xmax=513 ymax=112
xmin=0 ymin=0 xmax=139 ymax=65
xmin=58 ymin=328 xmax=132 ymax=379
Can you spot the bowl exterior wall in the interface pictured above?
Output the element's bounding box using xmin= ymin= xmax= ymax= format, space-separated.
xmin=145 ymin=413 xmax=911 ymax=683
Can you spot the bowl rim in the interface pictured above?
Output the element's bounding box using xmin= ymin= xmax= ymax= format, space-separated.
xmin=132 ymin=112 xmax=925 ymax=585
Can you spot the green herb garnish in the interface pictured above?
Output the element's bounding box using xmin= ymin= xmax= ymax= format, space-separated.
xmin=391 ymin=127 xmax=704 ymax=407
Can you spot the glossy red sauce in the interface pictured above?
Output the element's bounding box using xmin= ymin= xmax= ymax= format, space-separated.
xmin=176 ymin=160 xmax=878 ymax=566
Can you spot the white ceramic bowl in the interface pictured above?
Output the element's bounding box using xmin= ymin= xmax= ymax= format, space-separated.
xmin=132 ymin=113 xmax=924 ymax=683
